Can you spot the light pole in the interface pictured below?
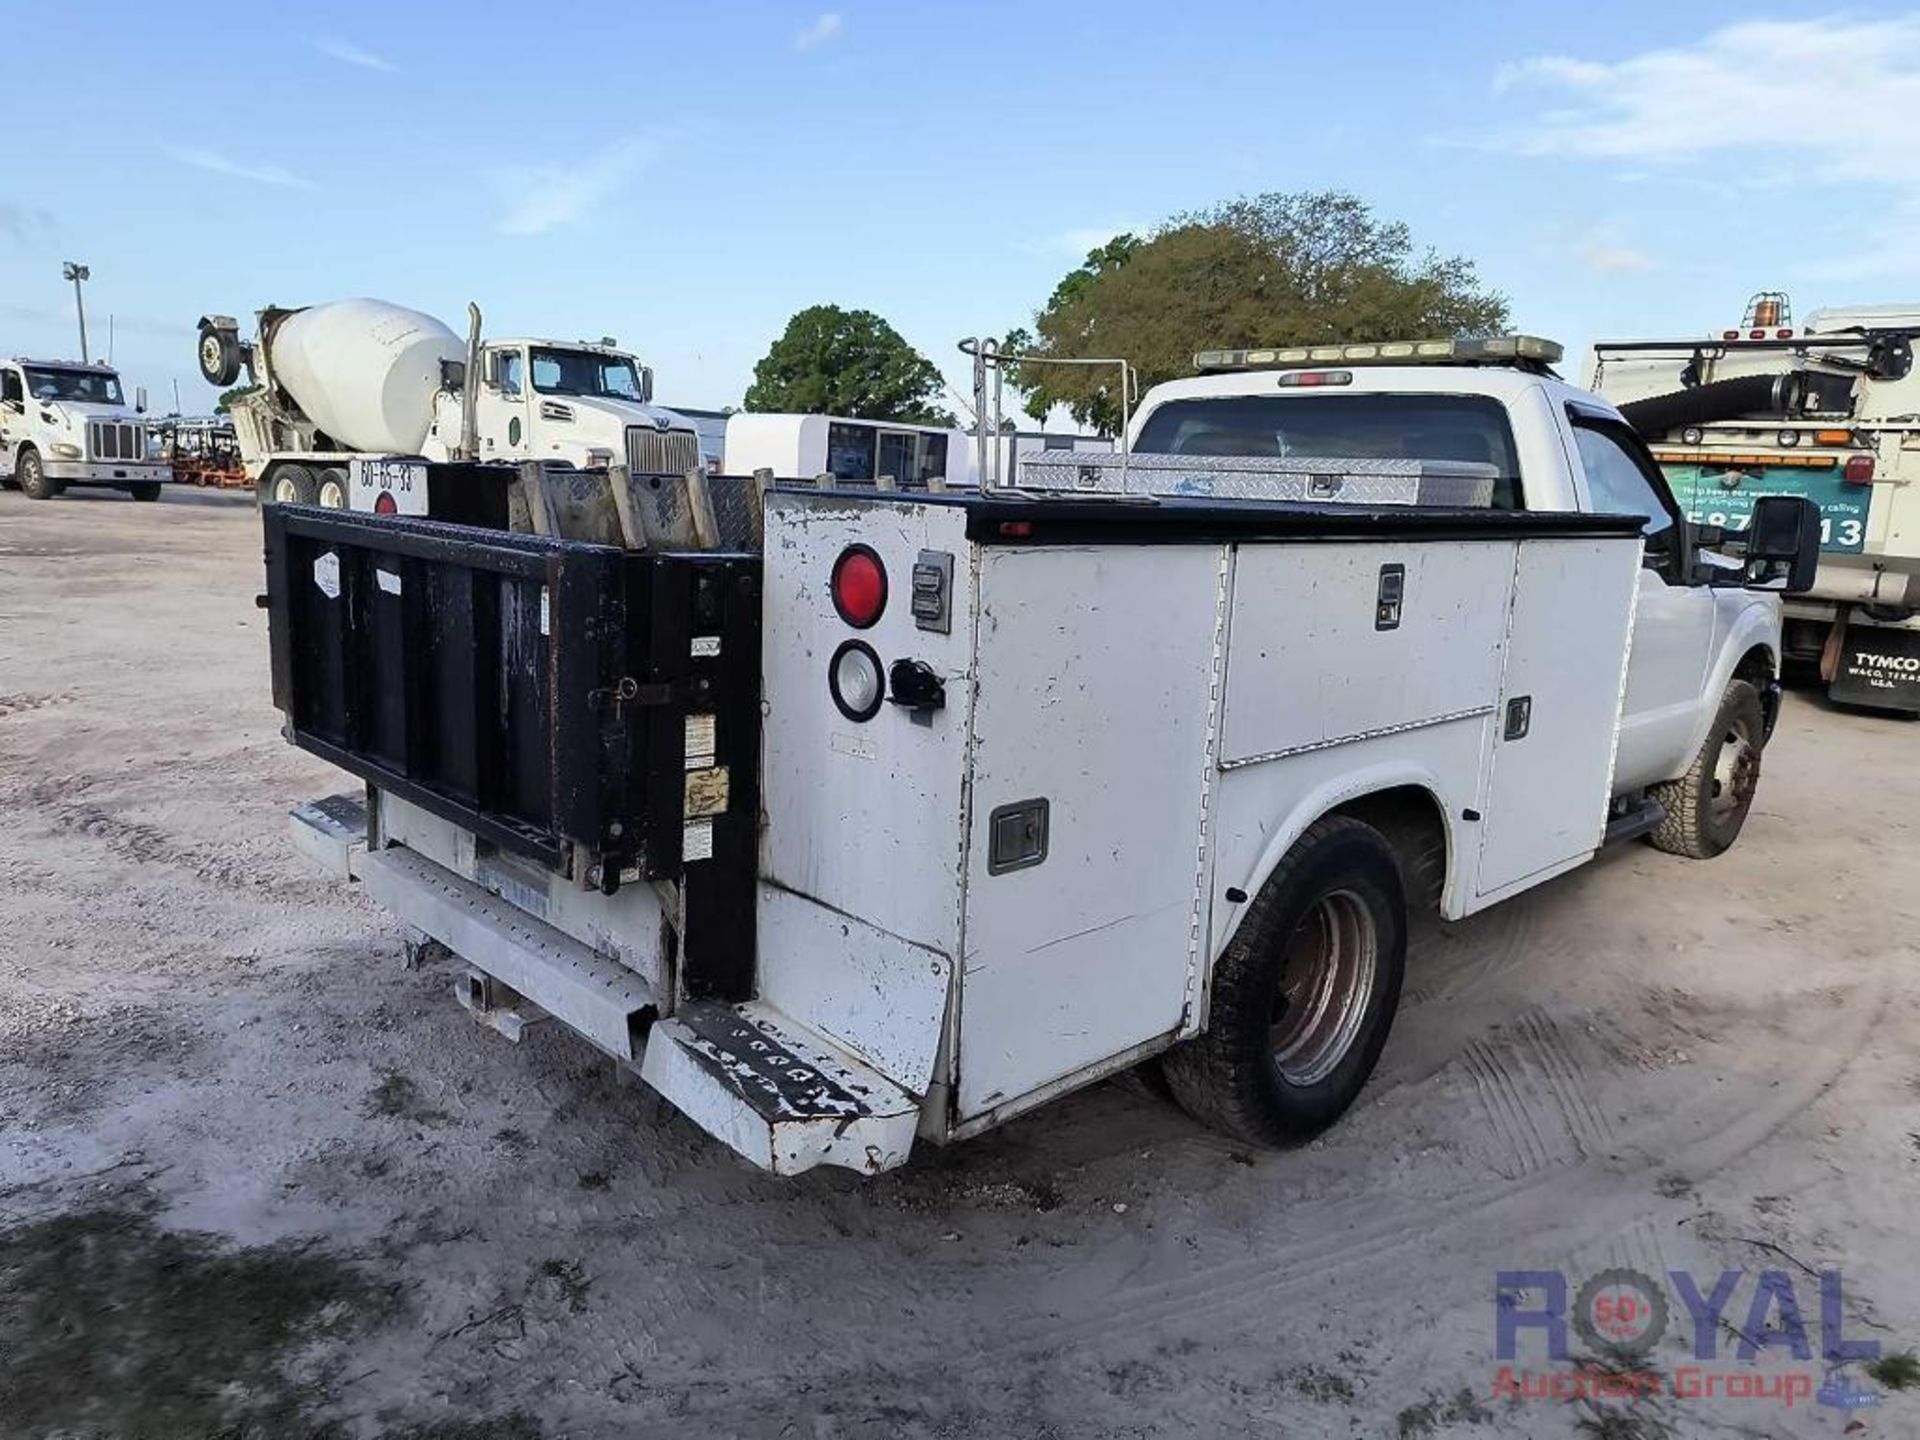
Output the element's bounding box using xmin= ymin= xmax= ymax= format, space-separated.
xmin=62 ymin=261 xmax=90 ymax=363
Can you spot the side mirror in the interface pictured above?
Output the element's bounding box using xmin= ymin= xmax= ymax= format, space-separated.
xmin=640 ymin=365 xmax=654 ymax=404
xmin=135 ymin=385 xmax=148 ymax=414
xmin=1744 ymin=494 xmax=1820 ymax=593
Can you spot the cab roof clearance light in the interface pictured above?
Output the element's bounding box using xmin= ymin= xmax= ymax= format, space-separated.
xmin=1193 ymin=335 xmax=1564 ymax=373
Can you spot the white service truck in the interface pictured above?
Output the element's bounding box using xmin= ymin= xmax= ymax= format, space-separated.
xmin=0 ymin=357 xmax=169 ymax=501
xmin=196 ymin=299 xmax=702 ymax=510
xmin=1591 ymin=292 xmax=1920 ymax=714
xmin=267 ymin=334 xmax=1817 ymax=1175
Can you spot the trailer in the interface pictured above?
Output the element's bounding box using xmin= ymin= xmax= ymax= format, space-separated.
xmin=269 ymin=338 xmax=1817 ymax=1174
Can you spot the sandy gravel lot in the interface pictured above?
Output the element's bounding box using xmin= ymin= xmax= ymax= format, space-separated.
xmin=2 ymin=484 xmax=1918 ymax=1439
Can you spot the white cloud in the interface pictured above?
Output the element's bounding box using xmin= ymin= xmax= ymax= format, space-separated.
xmin=165 ymin=146 xmax=313 ymax=189
xmin=311 ymin=36 xmax=396 ymax=72
xmin=1492 ymin=17 xmax=1920 ymax=192
xmin=493 ymin=137 xmax=658 ymax=236
xmin=1571 ymin=238 xmax=1656 ymax=275
xmin=793 ymin=12 xmax=843 ymax=51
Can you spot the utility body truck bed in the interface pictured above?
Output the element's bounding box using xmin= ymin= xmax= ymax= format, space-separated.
xmin=270 ymin=341 xmax=1813 ymax=1173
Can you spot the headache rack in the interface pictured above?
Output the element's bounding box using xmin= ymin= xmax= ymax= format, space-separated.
xmin=1013 ymin=451 xmax=1500 ymax=508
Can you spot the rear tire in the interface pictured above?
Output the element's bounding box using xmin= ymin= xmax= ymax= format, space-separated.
xmin=316 ymin=466 xmax=348 ymax=509
xmin=1646 ymin=679 xmax=1765 ymax=859
xmin=263 ymin=463 xmax=318 ymax=506
xmin=1163 ymin=815 xmax=1407 ymax=1145
xmin=129 ymin=482 xmax=162 ymax=502
xmin=17 ymin=448 xmax=61 ymax=501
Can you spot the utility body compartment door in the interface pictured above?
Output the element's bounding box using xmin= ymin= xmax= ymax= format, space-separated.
xmin=956 ymin=544 xmax=1223 ymax=1121
xmin=1473 ymin=537 xmax=1642 ymax=899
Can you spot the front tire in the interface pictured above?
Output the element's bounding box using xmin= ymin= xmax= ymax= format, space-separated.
xmin=1163 ymin=815 xmax=1408 ymax=1145
xmin=129 ymin=482 xmax=162 ymax=502
xmin=17 ymin=448 xmax=62 ymax=501
xmin=1646 ymin=679 xmax=1765 ymax=859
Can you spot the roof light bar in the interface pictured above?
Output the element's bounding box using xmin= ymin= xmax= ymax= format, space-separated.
xmin=1193 ymin=335 xmax=1563 ymax=373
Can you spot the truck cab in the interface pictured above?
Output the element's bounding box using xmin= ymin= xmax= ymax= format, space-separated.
xmin=1135 ymin=338 xmax=1789 ymax=853
xmin=0 ymin=357 xmax=169 ymax=501
xmin=429 ymin=338 xmax=700 ymax=478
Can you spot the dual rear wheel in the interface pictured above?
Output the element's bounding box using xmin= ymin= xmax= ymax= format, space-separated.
xmin=261 ymin=464 xmax=347 ymax=509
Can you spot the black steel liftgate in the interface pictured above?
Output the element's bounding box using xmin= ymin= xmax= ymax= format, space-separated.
xmin=262 ymin=504 xmax=760 ymax=1001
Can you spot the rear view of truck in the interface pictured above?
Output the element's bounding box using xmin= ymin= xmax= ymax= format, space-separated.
xmin=1592 ymin=291 xmax=1920 ymax=713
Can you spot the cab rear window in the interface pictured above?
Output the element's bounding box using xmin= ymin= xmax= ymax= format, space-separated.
xmin=1133 ymin=394 xmax=1524 ymax=509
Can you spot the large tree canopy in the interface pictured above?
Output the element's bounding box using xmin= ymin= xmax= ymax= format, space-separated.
xmin=745 ymin=305 xmax=954 ymax=425
xmin=1004 ymin=191 xmax=1510 ymax=434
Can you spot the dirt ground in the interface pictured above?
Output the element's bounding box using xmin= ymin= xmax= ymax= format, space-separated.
xmin=2 ymin=484 xmax=1917 ymax=1440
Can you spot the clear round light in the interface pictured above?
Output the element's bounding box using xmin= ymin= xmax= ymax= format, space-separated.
xmin=833 ymin=645 xmax=882 ymax=714
xmin=1777 ymin=429 xmax=1800 ymax=447
xmin=1681 ymin=426 xmax=1704 ymax=446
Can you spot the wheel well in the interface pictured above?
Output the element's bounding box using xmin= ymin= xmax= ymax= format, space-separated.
xmin=1326 ymin=785 xmax=1447 ymax=912
xmin=1733 ymin=643 xmax=1779 ymax=738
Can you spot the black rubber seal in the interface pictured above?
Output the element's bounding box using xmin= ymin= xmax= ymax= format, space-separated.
xmin=828 ymin=638 xmax=885 ymax=723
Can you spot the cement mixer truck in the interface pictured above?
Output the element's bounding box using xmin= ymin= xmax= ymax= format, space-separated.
xmin=1591 ymin=291 xmax=1920 ymax=715
xmin=196 ymin=299 xmax=701 ymax=510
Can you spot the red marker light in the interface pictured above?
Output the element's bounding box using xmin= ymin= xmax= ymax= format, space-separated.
xmin=374 ymin=491 xmax=398 ymax=515
xmin=831 ymin=545 xmax=887 ymax=628
xmin=1843 ymin=455 xmax=1876 ymax=486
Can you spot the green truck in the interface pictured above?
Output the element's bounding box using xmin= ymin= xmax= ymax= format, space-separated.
xmin=1592 ymin=293 xmax=1920 ymax=714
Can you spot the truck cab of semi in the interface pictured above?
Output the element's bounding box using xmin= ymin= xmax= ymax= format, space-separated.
xmin=432 ymin=337 xmax=699 ymax=479
xmin=0 ymin=357 xmax=168 ymax=501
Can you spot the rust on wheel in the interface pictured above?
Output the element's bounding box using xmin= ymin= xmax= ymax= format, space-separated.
xmin=1270 ymin=888 xmax=1378 ymax=1087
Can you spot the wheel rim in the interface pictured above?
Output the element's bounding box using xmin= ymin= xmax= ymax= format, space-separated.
xmin=318 ymin=479 xmax=345 ymax=508
xmin=200 ymin=335 xmax=221 ymax=374
xmin=1709 ymin=714 xmax=1760 ymax=825
xmin=273 ymin=475 xmax=298 ymax=503
xmin=1270 ymin=888 xmax=1378 ymax=1087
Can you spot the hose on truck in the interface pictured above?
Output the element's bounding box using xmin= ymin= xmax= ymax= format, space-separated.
xmin=1615 ymin=373 xmax=1806 ymax=440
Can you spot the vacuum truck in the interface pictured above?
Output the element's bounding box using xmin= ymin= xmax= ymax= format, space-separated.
xmin=1591 ymin=291 xmax=1920 ymax=715
xmin=196 ymin=299 xmax=701 ymax=510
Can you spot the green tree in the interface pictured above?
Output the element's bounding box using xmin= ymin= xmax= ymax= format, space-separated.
xmin=1004 ymin=192 xmax=1510 ymax=434
xmin=214 ymin=384 xmax=256 ymax=413
xmin=745 ymin=305 xmax=954 ymax=425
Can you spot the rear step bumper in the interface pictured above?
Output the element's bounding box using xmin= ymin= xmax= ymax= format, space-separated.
xmin=291 ymin=797 xmax=920 ymax=1176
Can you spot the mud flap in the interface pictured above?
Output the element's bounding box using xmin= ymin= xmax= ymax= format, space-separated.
xmin=640 ymin=1000 xmax=921 ymax=1175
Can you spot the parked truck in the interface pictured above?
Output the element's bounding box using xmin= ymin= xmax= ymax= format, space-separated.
xmin=1591 ymin=292 xmax=1920 ymax=714
xmin=196 ymin=299 xmax=703 ymax=509
xmin=265 ymin=333 xmax=1816 ymax=1175
xmin=0 ymin=357 xmax=169 ymax=501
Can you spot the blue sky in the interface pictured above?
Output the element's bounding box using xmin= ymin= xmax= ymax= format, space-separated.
xmin=6 ymin=3 xmax=1920 ymax=422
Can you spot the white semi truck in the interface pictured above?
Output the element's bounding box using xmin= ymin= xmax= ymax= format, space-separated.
xmin=196 ymin=299 xmax=702 ymax=509
xmin=0 ymin=357 xmax=169 ymax=501
xmin=267 ymin=335 xmax=1817 ymax=1175
xmin=1591 ymin=292 xmax=1920 ymax=714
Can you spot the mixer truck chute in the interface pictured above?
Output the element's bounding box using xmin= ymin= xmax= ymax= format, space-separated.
xmin=197 ymin=299 xmax=700 ymax=510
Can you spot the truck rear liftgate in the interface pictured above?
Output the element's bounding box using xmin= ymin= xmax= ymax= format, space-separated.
xmin=265 ymin=505 xmax=937 ymax=1171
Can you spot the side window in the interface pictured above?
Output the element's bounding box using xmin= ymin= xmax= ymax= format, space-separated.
xmin=494 ymin=351 xmax=523 ymax=396
xmin=0 ymin=370 xmax=20 ymax=405
xmin=1568 ymin=416 xmax=1681 ymax=575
